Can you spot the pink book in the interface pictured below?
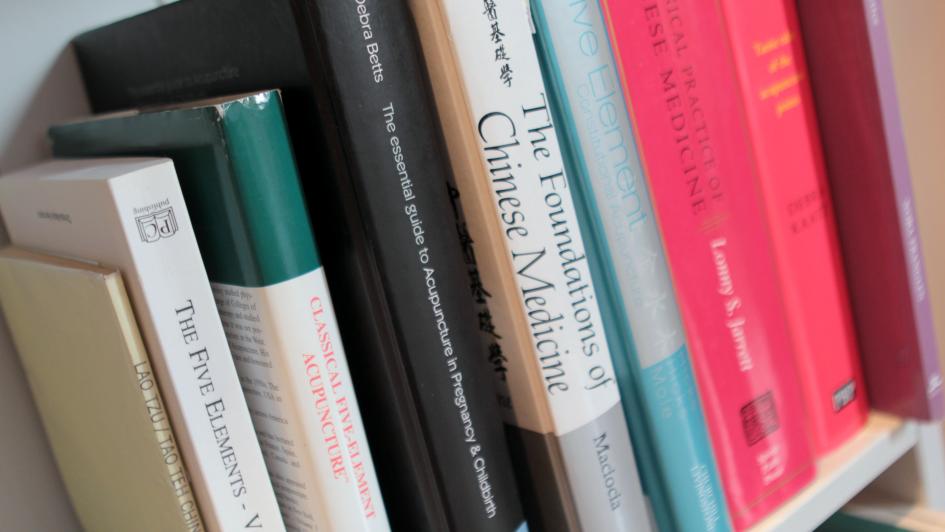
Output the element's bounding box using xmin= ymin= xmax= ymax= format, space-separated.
xmin=719 ymin=0 xmax=868 ymax=455
xmin=602 ymin=0 xmax=814 ymax=527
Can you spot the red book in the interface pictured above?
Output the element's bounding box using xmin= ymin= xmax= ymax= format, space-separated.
xmin=797 ymin=0 xmax=944 ymax=421
xmin=719 ymin=0 xmax=868 ymax=455
xmin=602 ymin=1 xmax=814 ymax=528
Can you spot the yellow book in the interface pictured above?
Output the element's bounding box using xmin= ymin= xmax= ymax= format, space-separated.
xmin=0 ymin=247 xmax=204 ymax=532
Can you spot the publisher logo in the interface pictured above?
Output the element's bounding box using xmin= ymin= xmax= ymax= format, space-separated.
xmin=136 ymin=207 xmax=178 ymax=243
xmin=832 ymin=380 xmax=857 ymax=412
xmin=740 ymin=391 xmax=780 ymax=446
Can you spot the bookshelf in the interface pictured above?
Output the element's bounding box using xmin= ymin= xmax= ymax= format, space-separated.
xmin=750 ymin=415 xmax=921 ymax=531
xmin=1 ymin=1 xmax=943 ymax=531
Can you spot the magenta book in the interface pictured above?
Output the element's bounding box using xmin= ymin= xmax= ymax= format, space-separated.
xmin=798 ymin=0 xmax=944 ymax=420
xmin=602 ymin=0 xmax=814 ymax=527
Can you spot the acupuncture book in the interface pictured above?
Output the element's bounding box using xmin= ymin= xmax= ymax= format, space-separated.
xmin=49 ymin=91 xmax=389 ymax=532
xmin=70 ymin=1 xmax=527 ymax=529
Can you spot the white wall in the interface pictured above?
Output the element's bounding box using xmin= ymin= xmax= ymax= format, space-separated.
xmin=0 ymin=0 xmax=163 ymax=529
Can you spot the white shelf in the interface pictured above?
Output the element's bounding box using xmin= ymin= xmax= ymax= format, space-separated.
xmin=749 ymin=413 xmax=918 ymax=532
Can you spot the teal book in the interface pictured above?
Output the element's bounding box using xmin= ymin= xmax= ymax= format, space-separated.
xmin=50 ymin=92 xmax=391 ymax=532
xmin=530 ymin=2 xmax=732 ymax=531
xmin=818 ymin=512 xmax=909 ymax=532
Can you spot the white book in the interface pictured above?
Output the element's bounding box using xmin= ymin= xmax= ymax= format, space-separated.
xmin=0 ymin=158 xmax=286 ymax=532
xmin=435 ymin=1 xmax=650 ymax=530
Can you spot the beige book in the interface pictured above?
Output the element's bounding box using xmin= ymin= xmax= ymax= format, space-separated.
xmin=0 ymin=247 xmax=204 ymax=532
xmin=883 ymin=0 xmax=945 ymax=435
xmin=408 ymin=2 xmax=601 ymax=530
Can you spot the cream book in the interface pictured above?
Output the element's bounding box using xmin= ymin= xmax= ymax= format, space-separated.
xmin=0 ymin=158 xmax=285 ymax=531
xmin=406 ymin=2 xmax=575 ymax=529
xmin=0 ymin=247 xmax=204 ymax=532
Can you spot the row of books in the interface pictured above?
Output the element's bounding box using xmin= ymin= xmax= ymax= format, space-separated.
xmin=2 ymin=0 xmax=942 ymax=531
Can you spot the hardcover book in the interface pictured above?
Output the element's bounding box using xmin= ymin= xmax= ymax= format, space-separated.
xmin=71 ymin=1 xmax=526 ymax=530
xmin=602 ymin=0 xmax=815 ymax=527
xmin=881 ymin=0 xmax=945 ymax=422
xmin=797 ymin=0 xmax=945 ymax=420
xmin=714 ymin=0 xmax=868 ymax=454
xmin=49 ymin=91 xmax=389 ymax=532
xmin=410 ymin=1 xmax=649 ymax=530
xmin=0 ymin=158 xmax=285 ymax=531
xmin=0 ymin=246 xmax=204 ymax=532
xmin=406 ymin=2 xmax=576 ymax=529
xmin=530 ymin=0 xmax=731 ymax=529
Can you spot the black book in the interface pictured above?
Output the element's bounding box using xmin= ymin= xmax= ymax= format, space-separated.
xmin=73 ymin=1 xmax=526 ymax=530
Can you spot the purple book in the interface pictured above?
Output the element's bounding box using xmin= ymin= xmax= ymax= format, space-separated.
xmin=798 ymin=0 xmax=944 ymax=420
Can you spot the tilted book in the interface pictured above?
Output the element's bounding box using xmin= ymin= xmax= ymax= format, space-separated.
xmin=530 ymin=0 xmax=731 ymax=530
xmin=797 ymin=0 xmax=945 ymax=420
xmin=714 ymin=0 xmax=870 ymax=455
xmin=0 ymin=159 xmax=285 ymax=531
xmin=883 ymin=0 xmax=945 ymax=414
xmin=71 ymin=2 xmax=526 ymax=530
xmin=428 ymin=0 xmax=651 ymax=530
xmin=602 ymin=1 xmax=815 ymax=527
xmin=0 ymin=246 xmax=204 ymax=532
xmin=49 ymin=91 xmax=389 ymax=532
xmin=405 ymin=2 xmax=576 ymax=529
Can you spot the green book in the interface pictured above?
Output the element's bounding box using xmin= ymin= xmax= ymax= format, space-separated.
xmin=50 ymin=91 xmax=390 ymax=532
xmin=818 ymin=511 xmax=909 ymax=532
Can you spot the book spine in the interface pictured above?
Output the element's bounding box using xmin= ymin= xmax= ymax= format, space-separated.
xmin=124 ymin=316 xmax=205 ymax=532
xmin=292 ymin=1 xmax=527 ymax=530
xmin=214 ymin=94 xmax=389 ymax=532
xmin=602 ymin=0 xmax=814 ymax=527
xmin=439 ymin=0 xmax=649 ymax=529
xmin=862 ymin=0 xmax=944 ymax=420
xmin=717 ymin=0 xmax=868 ymax=453
xmin=530 ymin=1 xmax=731 ymax=530
xmin=796 ymin=0 xmax=945 ymax=420
xmin=405 ymin=2 xmax=582 ymax=528
xmin=106 ymin=173 xmax=286 ymax=531
xmin=212 ymin=271 xmax=389 ymax=532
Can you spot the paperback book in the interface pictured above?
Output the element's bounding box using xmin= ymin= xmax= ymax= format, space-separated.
xmin=0 ymin=246 xmax=205 ymax=532
xmin=50 ymin=91 xmax=389 ymax=532
xmin=0 ymin=158 xmax=285 ymax=531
